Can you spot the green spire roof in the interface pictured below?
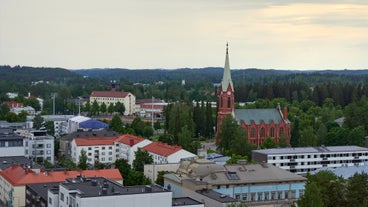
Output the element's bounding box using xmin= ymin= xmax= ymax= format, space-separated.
xmin=221 ymin=43 xmax=234 ymax=92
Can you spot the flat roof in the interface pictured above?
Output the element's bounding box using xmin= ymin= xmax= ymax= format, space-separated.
xmin=172 ymin=197 xmax=203 ymax=206
xmin=253 ymin=146 xmax=368 ymax=155
xmin=61 ymin=177 xmax=169 ymax=198
xmin=196 ymin=189 xmax=236 ymax=203
xmin=27 ymin=182 xmax=61 ymax=201
xmin=0 ymin=156 xmax=41 ymax=170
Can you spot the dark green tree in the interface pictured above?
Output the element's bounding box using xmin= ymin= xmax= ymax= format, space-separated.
xmin=143 ymin=126 xmax=154 ymax=138
xmin=260 ymin=136 xmax=277 ymax=149
xmin=33 ymin=114 xmax=44 ymax=129
xmin=91 ymin=100 xmax=99 ymax=115
xmin=100 ymin=102 xmax=107 ymax=114
xmin=346 ymin=173 xmax=368 ymax=207
xmin=115 ymin=159 xmax=131 ymax=179
xmin=125 ymin=170 xmax=151 ymax=186
xmin=133 ymin=148 xmax=153 ymax=172
xmin=156 ymin=171 xmax=169 ymax=186
xmin=298 ymin=182 xmax=323 ymax=207
xmin=110 ymin=114 xmax=123 ymax=133
xmin=78 ymin=149 xmax=88 ymax=170
xmin=115 ymin=101 xmax=125 ymax=115
xmin=107 ymin=103 xmax=115 ymax=114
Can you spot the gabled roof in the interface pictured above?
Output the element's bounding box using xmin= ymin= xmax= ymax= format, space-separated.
xmin=90 ymin=90 xmax=130 ymax=98
xmin=117 ymin=134 xmax=146 ymax=146
xmin=79 ymin=119 xmax=109 ymax=129
xmin=235 ymin=108 xmax=285 ymax=125
xmin=0 ymin=165 xmax=122 ymax=186
xmin=74 ymin=137 xmax=117 ymax=146
xmin=142 ymin=142 xmax=182 ymax=157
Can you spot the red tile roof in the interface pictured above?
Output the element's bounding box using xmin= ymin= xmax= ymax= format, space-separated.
xmin=2 ymin=101 xmax=24 ymax=108
xmin=117 ymin=134 xmax=145 ymax=146
xmin=142 ymin=142 xmax=182 ymax=157
xmin=0 ymin=165 xmax=122 ymax=186
xmin=90 ymin=90 xmax=130 ymax=98
xmin=74 ymin=137 xmax=117 ymax=146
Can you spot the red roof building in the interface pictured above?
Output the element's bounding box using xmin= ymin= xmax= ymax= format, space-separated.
xmin=117 ymin=134 xmax=145 ymax=146
xmin=74 ymin=137 xmax=118 ymax=146
xmin=142 ymin=142 xmax=182 ymax=157
xmin=2 ymin=101 xmax=23 ymax=108
xmin=90 ymin=89 xmax=136 ymax=115
xmin=0 ymin=165 xmax=122 ymax=207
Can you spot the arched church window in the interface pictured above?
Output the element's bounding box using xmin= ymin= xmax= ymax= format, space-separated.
xmin=221 ymin=98 xmax=223 ymax=108
xmin=250 ymin=128 xmax=255 ymax=138
xmin=270 ymin=127 xmax=275 ymax=137
xmin=280 ymin=127 xmax=284 ymax=136
xmin=227 ymin=97 xmax=231 ymax=108
xmin=260 ymin=128 xmax=265 ymax=137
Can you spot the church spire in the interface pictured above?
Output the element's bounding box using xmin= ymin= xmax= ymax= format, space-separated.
xmin=221 ymin=43 xmax=234 ymax=92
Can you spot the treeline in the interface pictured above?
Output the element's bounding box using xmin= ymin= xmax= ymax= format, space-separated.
xmin=235 ymin=82 xmax=368 ymax=107
xmin=299 ymin=171 xmax=368 ymax=207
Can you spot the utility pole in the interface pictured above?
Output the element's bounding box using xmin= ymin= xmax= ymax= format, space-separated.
xmin=51 ymin=93 xmax=56 ymax=115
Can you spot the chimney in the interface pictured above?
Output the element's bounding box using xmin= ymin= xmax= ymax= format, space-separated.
xmin=129 ymin=138 xmax=134 ymax=147
xmin=283 ymin=107 xmax=288 ymax=120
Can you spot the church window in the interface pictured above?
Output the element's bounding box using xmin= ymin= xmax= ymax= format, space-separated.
xmin=260 ymin=128 xmax=265 ymax=137
xmin=221 ymin=98 xmax=223 ymax=108
xmin=270 ymin=127 xmax=275 ymax=137
xmin=227 ymin=97 xmax=231 ymax=108
xmin=280 ymin=127 xmax=284 ymax=136
xmin=250 ymin=128 xmax=255 ymax=138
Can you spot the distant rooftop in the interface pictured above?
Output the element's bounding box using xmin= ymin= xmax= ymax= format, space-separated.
xmin=253 ymin=146 xmax=368 ymax=155
xmin=61 ymin=129 xmax=119 ymax=141
xmin=91 ymin=90 xmax=130 ymax=98
xmin=172 ymin=197 xmax=203 ymax=206
xmin=0 ymin=156 xmax=41 ymax=170
xmin=142 ymin=142 xmax=182 ymax=157
xmin=312 ymin=162 xmax=368 ymax=179
xmin=196 ymin=189 xmax=236 ymax=203
xmin=60 ymin=177 xmax=169 ymax=198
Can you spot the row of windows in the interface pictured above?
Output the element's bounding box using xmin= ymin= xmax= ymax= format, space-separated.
xmin=250 ymin=127 xmax=284 ymax=138
xmin=87 ymin=146 xmax=113 ymax=150
xmin=271 ymin=153 xmax=368 ymax=160
xmin=232 ymin=190 xmax=302 ymax=202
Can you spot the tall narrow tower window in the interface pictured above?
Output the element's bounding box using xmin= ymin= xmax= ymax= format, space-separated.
xmin=227 ymin=97 xmax=231 ymax=108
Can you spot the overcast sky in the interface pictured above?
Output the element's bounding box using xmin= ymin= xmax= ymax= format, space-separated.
xmin=1 ymin=0 xmax=367 ymax=70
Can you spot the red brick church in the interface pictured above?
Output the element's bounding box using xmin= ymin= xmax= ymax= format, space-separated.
xmin=216 ymin=44 xmax=291 ymax=146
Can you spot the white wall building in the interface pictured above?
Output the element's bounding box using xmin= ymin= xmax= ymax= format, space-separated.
xmin=90 ymin=89 xmax=136 ymax=115
xmin=48 ymin=177 xmax=172 ymax=207
xmin=252 ymin=146 xmax=368 ymax=175
xmin=16 ymin=129 xmax=55 ymax=164
xmin=70 ymin=134 xmax=152 ymax=166
xmin=67 ymin=115 xmax=91 ymax=134
xmin=26 ymin=115 xmax=74 ymax=138
xmin=142 ymin=142 xmax=196 ymax=164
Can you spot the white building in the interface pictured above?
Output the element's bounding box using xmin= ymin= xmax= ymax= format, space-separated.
xmin=47 ymin=177 xmax=172 ymax=207
xmin=142 ymin=142 xmax=196 ymax=164
xmin=70 ymin=134 xmax=151 ymax=166
xmin=252 ymin=146 xmax=368 ymax=175
xmin=67 ymin=115 xmax=91 ymax=134
xmin=115 ymin=134 xmax=152 ymax=165
xmin=0 ymin=128 xmax=25 ymax=157
xmin=26 ymin=115 xmax=74 ymax=138
xmin=16 ymin=129 xmax=55 ymax=164
xmin=11 ymin=106 xmax=36 ymax=115
xmin=90 ymin=89 xmax=136 ymax=115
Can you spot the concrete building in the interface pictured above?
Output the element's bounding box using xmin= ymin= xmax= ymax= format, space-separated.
xmin=0 ymin=128 xmax=25 ymax=157
xmin=116 ymin=134 xmax=152 ymax=165
xmin=142 ymin=142 xmax=197 ymax=164
xmin=215 ymin=44 xmax=291 ymax=146
xmin=164 ymin=158 xmax=306 ymax=207
xmin=16 ymin=129 xmax=55 ymax=164
xmin=136 ymin=98 xmax=168 ymax=118
xmin=70 ymin=134 xmax=152 ymax=166
xmin=59 ymin=129 xmax=119 ymax=157
xmin=144 ymin=163 xmax=180 ymax=182
xmin=90 ymin=89 xmax=136 ymax=115
xmin=67 ymin=116 xmax=91 ymax=134
xmin=11 ymin=106 xmax=36 ymax=115
xmin=0 ymin=165 xmax=122 ymax=207
xmin=26 ymin=115 xmax=74 ymax=138
xmin=172 ymin=197 xmax=204 ymax=207
xmin=252 ymin=146 xmax=368 ymax=175
xmin=0 ymin=156 xmax=41 ymax=171
xmin=48 ymin=177 xmax=170 ymax=207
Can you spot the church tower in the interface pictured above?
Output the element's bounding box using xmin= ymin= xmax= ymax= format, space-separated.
xmin=216 ymin=43 xmax=235 ymax=142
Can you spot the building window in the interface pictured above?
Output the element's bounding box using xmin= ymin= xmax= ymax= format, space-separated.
xmin=270 ymin=127 xmax=274 ymax=137
xmin=280 ymin=127 xmax=284 ymax=136
xmin=242 ymin=193 xmax=248 ymax=201
xmin=60 ymin=193 xmax=64 ymax=201
xmin=47 ymin=144 xmax=51 ymax=148
xmin=227 ymin=97 xmax=231 ymax=108
xmin=260 ymin=128 xmax=265 ymax=137
xmin=235 ymin=194 xmax=240 ymax=200
xmin=250 ymin=128 xmax=255 ymax=138
xmin=48 ymin=197 xmax=52 ymax=204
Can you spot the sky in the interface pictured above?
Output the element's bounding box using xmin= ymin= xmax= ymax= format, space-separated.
xmin=1 ymin=0 xmax=367 ymax=70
